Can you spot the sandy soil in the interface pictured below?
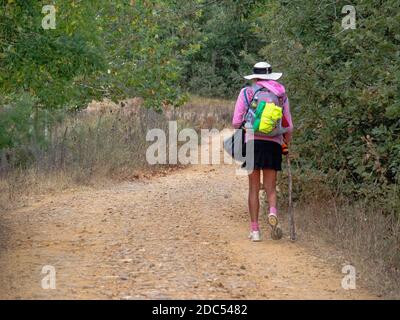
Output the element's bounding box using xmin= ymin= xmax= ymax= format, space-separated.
xmin=0 ymin=138 xmax=378 ymax=300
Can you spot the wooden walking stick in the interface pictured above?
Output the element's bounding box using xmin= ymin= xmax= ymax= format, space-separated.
xmin=286 ymin=153 xmax=296 ymax=241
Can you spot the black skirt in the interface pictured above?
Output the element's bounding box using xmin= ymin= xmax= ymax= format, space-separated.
xmin=242 ymin=139 xmax=282 ymax=171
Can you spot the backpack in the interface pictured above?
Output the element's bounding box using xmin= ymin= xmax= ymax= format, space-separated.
xmin=243 ymin=84 xmax=289 ymax=136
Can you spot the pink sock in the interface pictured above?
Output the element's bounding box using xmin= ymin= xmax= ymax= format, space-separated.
xmin=270 ymin=207 xmax=277 ymax=214
xmin=251 ymin=222 xmax=259 ymax=231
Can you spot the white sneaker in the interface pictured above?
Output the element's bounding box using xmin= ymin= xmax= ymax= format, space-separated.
xmin=248 ymin=230 xmax=261 ymax=242
xmin=268 ymin=213 xmax=278 ymax=228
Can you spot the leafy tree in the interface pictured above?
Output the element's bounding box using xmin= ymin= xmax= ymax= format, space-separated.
xmin=0 ymin=0 xmax=187 ymax=150
xmin=181 ymin=0 xmax=263 ymax=96
xmin=253 ymin=0 xmax=400 ymax=208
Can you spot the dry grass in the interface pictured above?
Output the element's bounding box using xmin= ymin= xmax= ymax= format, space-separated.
xmin=167 ymin=95 xmax=233 ymax=130
xmin=277 ymin=167 xmax=400 ymax=299
xmin=0 ymin=95 xmax=234 ymax=212
xmin=0 ymin=103 xmax=166 ymax=211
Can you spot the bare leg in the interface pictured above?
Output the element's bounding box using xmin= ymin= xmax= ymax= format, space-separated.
xmin=262 ymin=169 xmax=277 ymax=211
xmin=248 ymin=169 xmax=261 ymax=223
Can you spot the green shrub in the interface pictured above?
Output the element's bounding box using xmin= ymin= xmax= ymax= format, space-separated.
xmin=254 ymin=0 xmax=400 ymax=213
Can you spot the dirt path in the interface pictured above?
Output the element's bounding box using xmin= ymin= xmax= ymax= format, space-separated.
xmin=0 ymin=143 xmax=377 ymax=299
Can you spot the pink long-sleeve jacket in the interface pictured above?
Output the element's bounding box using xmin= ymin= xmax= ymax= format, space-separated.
xmin=232 ymin=80 xmax=293 ymax=145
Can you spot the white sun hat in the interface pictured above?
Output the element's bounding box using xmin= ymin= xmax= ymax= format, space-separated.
xmin=244 ymin=61 xmax=282 ymax=80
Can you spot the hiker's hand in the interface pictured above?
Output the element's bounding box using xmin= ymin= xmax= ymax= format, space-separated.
xmin=282 ymin=143 xmax=289 ymax=155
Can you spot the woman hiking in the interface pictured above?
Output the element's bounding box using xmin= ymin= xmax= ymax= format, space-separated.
xmin=232 ymin=62 xmax=294 ymax=241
